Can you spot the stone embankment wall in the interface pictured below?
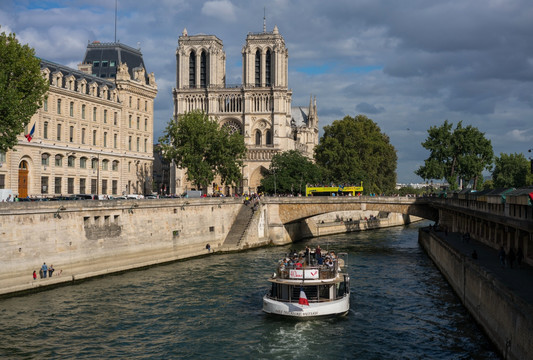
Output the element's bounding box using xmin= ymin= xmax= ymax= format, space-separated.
xmin=0 ymin=198 xmax=259 ymax=297
xmin=419 ymin=230 xmax=533 ymax=360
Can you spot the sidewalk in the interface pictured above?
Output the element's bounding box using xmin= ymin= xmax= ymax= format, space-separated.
xmin=431 ymin=229 xmax=533 ymax=305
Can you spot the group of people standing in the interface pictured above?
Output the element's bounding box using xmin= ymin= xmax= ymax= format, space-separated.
xmin=498 ymin=246 xmax=524 ymax=269
xmin=32 ymin=262 xmax=55 ymax=280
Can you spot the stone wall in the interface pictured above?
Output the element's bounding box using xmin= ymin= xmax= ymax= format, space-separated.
xmin=419 ymin=229 xmax=533 ymax=360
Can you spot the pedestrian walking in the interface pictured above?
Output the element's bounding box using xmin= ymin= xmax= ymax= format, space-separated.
xmin=498 ymin=246 xmax=506 ymax=268
xmin=516 ymin=247 xmax=524 ymax=268
xmin=33 ymin=270 xmax=37 ymax=280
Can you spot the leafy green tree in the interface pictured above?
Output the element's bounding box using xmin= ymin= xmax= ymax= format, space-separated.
xmin=416 ymin=120 xmax=493 ymax=190
xmin=0 ymin=30 xmax=49 ymax=152
xmin=492 ymin=153 xmax=532 ymax=188
xmin=314 ymin=115 xmax=397 ymax=194
xmin=261 ymin=150 xmax=322 ymax=195
xmin=158 ymin=110 xmax=246 ymax=191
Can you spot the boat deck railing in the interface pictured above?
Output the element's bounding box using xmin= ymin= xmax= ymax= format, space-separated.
xmin=276 ymin=264 xmax=339 ymax=280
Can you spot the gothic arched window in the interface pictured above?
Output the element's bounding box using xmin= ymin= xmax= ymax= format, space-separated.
xmin=266 ymin=130 xmax=272 ymax=145
xmin=255 ymin=50 xmax=261 ymax=87
xmin=189 ymin=51 xmax=196 ymax=88
xmin=265 ymin=49 xmax=271 ymax=87
xmin=200 ymin=51 xmax=207 ymax=88
xmin=255 ymin=130 xmax=262 ymax=145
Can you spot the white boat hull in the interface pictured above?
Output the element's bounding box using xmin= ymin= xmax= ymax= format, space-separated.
xmin=262 ymin=294 xmax=349 ymax=318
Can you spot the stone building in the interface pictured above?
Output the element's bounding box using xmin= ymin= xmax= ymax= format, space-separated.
xmin=171 ymin=26 xmax=319 ymax=195
xmin=0 ymin=42 xmax=157 ymax=198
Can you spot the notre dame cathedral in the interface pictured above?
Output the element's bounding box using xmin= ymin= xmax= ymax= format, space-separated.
xmin=171 ymin=25 xmax=319 ymax=195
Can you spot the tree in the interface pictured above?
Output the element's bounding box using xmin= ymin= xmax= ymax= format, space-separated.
xmin=314 ymin=115 xmax=397 ymax=194
xmin=158 ymin=110 xmax=246 ymax=191
xmin=0 ymin=30 xmax=49 ymax=153
xmin=260 ymin=150 xmax=322 ymax=195
xmin=415 ymin=120 xmax=493 ymax=190
xmin=492 ymin=153 xmax=532 ymax=188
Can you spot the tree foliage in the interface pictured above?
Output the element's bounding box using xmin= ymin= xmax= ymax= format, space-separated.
xmin=492 ymin=153 xmax=532 ymax=188
xmin=158 ymin=110 xmax=247 ymax=191
xmin=415 ymin=120 xmax=493 ymax=190
xmin=314 ymin=115 xmax=397 ymax=194
xmin=260 ymin=150 xmax=322 ymax=195
xmin=0 ymin=30 xmax=49 ymax=153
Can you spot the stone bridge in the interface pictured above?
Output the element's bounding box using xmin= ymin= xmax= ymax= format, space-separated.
xmin=260 ymin=196 xmax=438 ymax=244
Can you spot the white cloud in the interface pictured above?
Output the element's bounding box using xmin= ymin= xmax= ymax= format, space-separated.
xmin=201 ymin=0 xmax=237 ymax=22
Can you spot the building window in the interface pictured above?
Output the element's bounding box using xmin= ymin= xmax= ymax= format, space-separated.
xmin=102 ymin=61 xmax=108 ymax=68
xmin=55 ymin=155 xmax=62 ymax=167
xmin=114 ymin=133 xmax=117 ymax=149
xmin=129 ymin=115 xmax=132 ymax=128
xmin=67 ymin=178 xmax=74 ymax=194
xmin=57 ymin=123 xmax=61 ymax=141
xmin=57 ymin=99 xmax=61 ymax=114
xmin=255 ymin=130 xmax=262 ymax=145
xmin=110 ymin=60 xmax=116 ymax=67
xmin=43 ymin=122 xmax=48 ymax=139
xmin=144 ymin=138 xmax=147 ymax=153
xmin=81 ymin=128 xmax=86 ymax=144
xmin=112 ymin=180 xmax=118 ymax=195
xmin=145 ymin=118 xmax=148 ymax=131
xmin=93 ymin=107 xmax=97 ymax=121
xmin=41 ymin=153 xmax=50 ymax=166
xmin=128 ymin=136 xmax=132 ymax=150
xmin=136 ymin=137 xmax=140 ymax=152
xmin=0 ymin=152 xmax=5 ymax=163
xmin=54 ymin=177 xmax=61 ymax=194
xmin=103 ymin=132 xmax=107 ymax=147
xmin=145 ymin=101 xmax=147 ymax=111
xmin=80 ymin=178 xmax=86 ymax=194
xmin=92 ymin=158 xmax=98 ymax=170
xmin=128 ymin=162 xmax=131 ymax=172
xmin=266 ymin=130 xmax=272 ymax=145
xmin=93 ymin=61 xmax=99 ymax=68
xmin=137 ymin=117 xmax=140 ymax=130
xmin=91 ymin=179 xmax=97 ymax=194
xmin=265 ymin=49 xmax=272 ymax=86
xmin=102 ymin=179 xmax=108 ymax=194
xmin=137 ymin=98 xmax=140 ymax=110
xmin=41 ymin=176 xmax=48 ymax=194
xmin=82 ymin=104 xmax=86 ymax=119
xmin=70 ymin=101 xmax=74 ymax=117
xmin=112 ymin=160 xmax=118 ymax=171
xmin=200 ymin=51 xmax=207 ymax=88
xmin=93 ymin=130 xmax=97 ymax=146
xmin=104 ymin=109 xmax=107 ymax=123
xmin=0 ymin=174 xmax=5 ymax=189
xmin=69 ymin=126 xmax=74 ymax=142
xmin=68 ymin=156 xmax=75 ymax=168
xmin=255 ymin=50 xmax=261 ymax=87
xmin=129 ymin=96 xmax=132 ymax=107
xmin=43 ymin=98 xmax=48 ymax=112
xmin=80 ymin=157 xmax=87 ymax=169
xmin=189 ymin=51 xmax=196 ymax=88
xmin=102 ymin=159 xmax=109 ymax=171
xmin=113 ymin=112 xmax=117 ymax=125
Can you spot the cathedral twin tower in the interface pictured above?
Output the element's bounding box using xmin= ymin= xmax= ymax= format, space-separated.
xmin=172 ymin=26 xmax=319 ymax=194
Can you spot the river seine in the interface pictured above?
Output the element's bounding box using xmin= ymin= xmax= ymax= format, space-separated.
xmin=0 ymin=221 xmax=500 ymax=359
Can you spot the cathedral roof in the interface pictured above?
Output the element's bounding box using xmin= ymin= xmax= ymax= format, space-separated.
xmin=291 ymin=107 xmax=310 ymax=127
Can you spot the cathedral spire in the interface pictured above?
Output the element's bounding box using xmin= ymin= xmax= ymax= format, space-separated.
xmin=263 ymin=7 xmax=266 ymax=33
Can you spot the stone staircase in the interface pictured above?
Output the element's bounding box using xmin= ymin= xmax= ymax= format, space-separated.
xmin=223 ymin=204 xmax=254 ymax=248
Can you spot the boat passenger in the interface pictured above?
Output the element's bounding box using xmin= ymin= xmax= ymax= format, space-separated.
xmin=315 ymin=245 xmax=322 ymax=259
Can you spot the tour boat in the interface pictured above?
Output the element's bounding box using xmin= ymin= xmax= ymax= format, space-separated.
xmin=263 ymin=250 xmax=350 ymax=318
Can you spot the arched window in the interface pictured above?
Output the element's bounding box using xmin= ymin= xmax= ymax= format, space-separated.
xmin=41 ymin=153 xmax=50 ymax=166
xmin=200 ymin=51 xmax=207 ymax=88
xmin=80 ymin=157 xmax=87 ymax=169
xmin=266 ymin=130 xmax=272 ymax=145
xmin=255 ymin=50 xmax=261 ymax=87
xmin=189 ymin=51 xmax=196 ymax=88
xmin=55 ymin=154 xmax=63 ymax=167
xmin=255 ymin=130 xmax=262 ymax=145
xmin=91 ymin=158 xmax=98 ymax=169
xmin=265 ymin=49 xmax=271 ymax=86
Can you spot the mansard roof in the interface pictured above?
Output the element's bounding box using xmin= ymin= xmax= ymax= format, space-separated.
xmin=81 ymin=41 xmax=148 ymax=82
xmin=39 ymin=58 xmax=116 ymax=90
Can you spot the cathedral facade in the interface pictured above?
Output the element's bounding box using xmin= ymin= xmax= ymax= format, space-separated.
xmin=172 ymin=26 xmax=319 ymax=195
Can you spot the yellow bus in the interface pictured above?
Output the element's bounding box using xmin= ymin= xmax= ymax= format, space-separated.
xmin=305 ymin=182 xmax=363 ymax=196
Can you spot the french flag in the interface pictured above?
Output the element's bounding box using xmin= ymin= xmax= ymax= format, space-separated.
xmin=299 ymin=288 xmax=309 ymax=306
xmin=25 ymin=123 xmax=35 ymax=142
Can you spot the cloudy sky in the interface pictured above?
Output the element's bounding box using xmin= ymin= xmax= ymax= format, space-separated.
xmin=2 ymin=0 xmax=532 ymax=183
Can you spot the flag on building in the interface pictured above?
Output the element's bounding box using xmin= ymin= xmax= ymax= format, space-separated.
xmin=25 ymin=123 xmax=35 ymax=142
xmin=299 ymin=288 xmax=309 ymax=306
